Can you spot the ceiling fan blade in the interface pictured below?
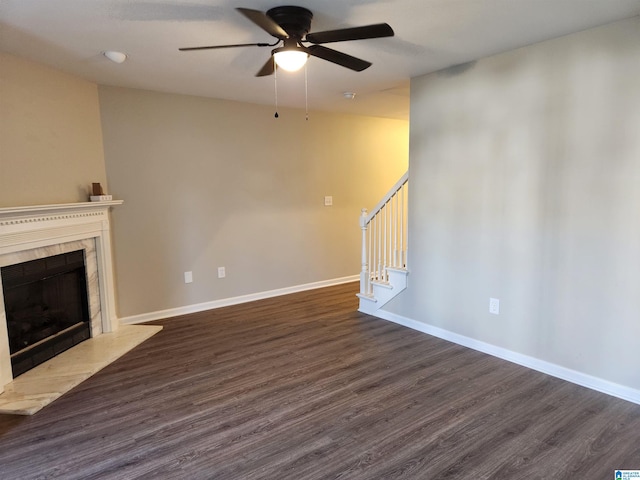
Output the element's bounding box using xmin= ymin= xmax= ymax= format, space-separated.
xmin=179 ymin=42 xmax=272 ymax=51
xmin=306 ymin=23 xmax=394 ymax=44
xmin=306 ymin=45 xmax=371 ymax=72
xmin=256 ymin=56 xmax=275 ymax=77
xmin=236 ymin=8 xmax=289 ymax=40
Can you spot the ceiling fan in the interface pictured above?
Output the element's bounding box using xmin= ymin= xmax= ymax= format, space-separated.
xmin=179 ymin=6 xmax=394 ymax=76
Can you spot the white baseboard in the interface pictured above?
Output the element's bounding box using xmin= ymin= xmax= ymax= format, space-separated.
xmin=368 ymin=308 xmax=640 ymax=406
xmin=119 ymin=275 xmax=359 ymax=325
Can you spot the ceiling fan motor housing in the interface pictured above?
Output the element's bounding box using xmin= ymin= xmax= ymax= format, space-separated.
xmin=266 ymin=6 xmax=313 ymax=39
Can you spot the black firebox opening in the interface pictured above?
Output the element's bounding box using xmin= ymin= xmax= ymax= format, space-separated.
xmin=1 ymin=250 xmax=92 ymax=377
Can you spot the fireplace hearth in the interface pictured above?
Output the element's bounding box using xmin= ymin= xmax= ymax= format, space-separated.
xmin=2 ymin=250 xmax=91 ymax=377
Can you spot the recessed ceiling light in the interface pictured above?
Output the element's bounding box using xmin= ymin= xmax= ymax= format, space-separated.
xmin=343 ymin=92 xmax=356 ymax=100
xmin=103 ymin=51 xmax=127 ymax=64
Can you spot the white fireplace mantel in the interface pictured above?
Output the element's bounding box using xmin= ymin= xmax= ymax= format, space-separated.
xmin=0 ymin=201 xmax=123 ymax=389
xmin=0 ymin=200 xmax=123 ymax=254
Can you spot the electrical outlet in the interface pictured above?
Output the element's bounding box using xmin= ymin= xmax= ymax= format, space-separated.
xmin=217 ymin=266 xmax=226 ymax=278
xmin=184 ymin=271 xmax=193 ymax=284
xmin=324 ymin=196 xmax=333 ymax=206
xmin=489 ymin=297 xmax=500 ymax=315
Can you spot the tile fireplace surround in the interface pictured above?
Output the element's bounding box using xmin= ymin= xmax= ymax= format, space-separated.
xmin=0 ymin=201 xmax=161 ymax=414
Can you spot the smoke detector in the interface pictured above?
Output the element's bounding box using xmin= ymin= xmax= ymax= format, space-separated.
xmin=103 ymin=51 xmax=127 ymax=64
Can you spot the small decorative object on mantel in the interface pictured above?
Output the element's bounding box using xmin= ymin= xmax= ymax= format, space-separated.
xmin=89 ymin=183 xmax=113 ymax=202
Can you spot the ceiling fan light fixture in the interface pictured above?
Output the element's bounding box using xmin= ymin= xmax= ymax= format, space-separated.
xmin=178 ymin=7 xmax=394 ymax=78
xmin=273 ymin=48 xmax=308 ymax=72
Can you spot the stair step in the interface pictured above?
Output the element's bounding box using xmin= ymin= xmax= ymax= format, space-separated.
xmin=386 ymin=266 xmax=408 ymax=273
xmin=356 ymin=293 xmax=377 ymax=303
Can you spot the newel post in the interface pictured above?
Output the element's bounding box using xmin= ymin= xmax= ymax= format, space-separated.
xmin=360 ymin=208 xmax=369 ymax=295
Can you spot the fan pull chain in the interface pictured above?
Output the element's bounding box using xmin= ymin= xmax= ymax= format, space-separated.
xmin=304 ymin=63 xmax=309 ymax=121
xmin=274 ymin=63 xmax=279 ymax=119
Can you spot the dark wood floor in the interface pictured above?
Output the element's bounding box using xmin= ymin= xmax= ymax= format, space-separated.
xmin=0 ymin=282 xmax=639 ymax=479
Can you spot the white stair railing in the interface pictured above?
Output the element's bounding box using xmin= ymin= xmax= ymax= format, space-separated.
xmin=360 ymin=172 xmax=408 ymax=296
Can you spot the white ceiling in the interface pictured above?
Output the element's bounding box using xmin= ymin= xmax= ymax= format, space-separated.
xmin=2 ymin=0 xmax=640 ymax=120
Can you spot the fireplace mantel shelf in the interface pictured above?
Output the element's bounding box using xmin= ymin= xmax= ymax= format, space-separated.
xmin=0 ymin=200 xmax=123 ymax=223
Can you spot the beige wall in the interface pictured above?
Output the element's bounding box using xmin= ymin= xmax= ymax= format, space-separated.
xmin=0 ymin=53 xmax=107 ymax=207
xmin=98 ymin=87 xmax=408 ymax=318
xmin=388 ymin=17 xmax=640 ymax=391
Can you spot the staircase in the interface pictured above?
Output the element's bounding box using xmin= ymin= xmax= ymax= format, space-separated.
xmin=358 ymin=172 xmax=409 ymax=314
